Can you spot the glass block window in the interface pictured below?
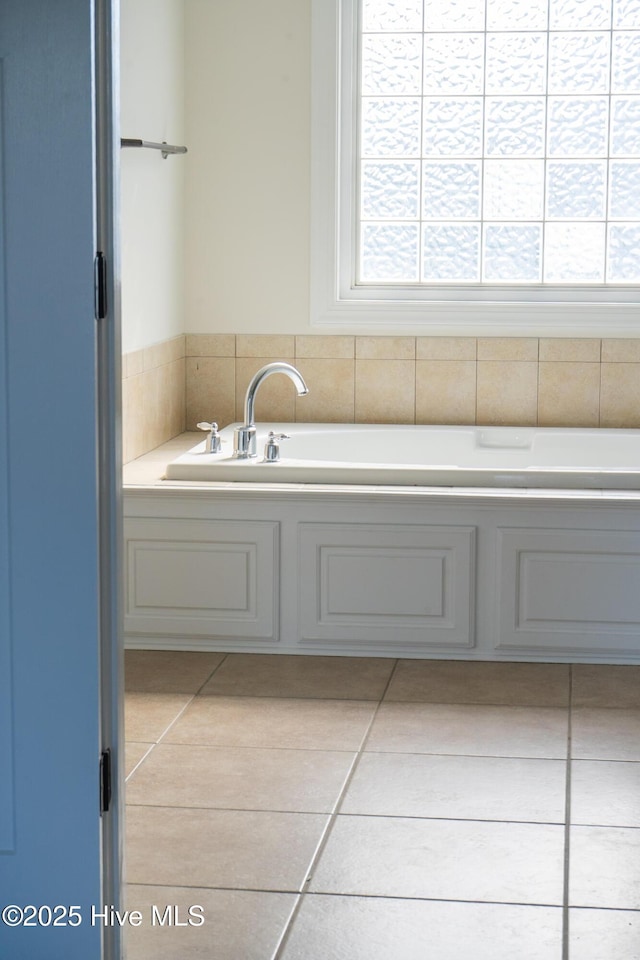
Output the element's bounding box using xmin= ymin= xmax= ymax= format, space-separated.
xmin=358 ymin=0 xmax=640 ymax=285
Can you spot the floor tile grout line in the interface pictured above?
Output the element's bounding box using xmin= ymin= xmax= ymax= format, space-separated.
xmin=125 ymin=658 xmax=231 ymax=782
xmin=188 ymin=690 xmax=637 ymax=708
xmin=562 ymin=666 xmax=573 ymax=960
xmin=128 ymin=792 xmax=640 ymax=830
xmin=193 ymin=652 xmax=230 ymax=695
xmin=352 ymin=749 xmax=568 ymax=763
xmin=125 ymin=700 xmax=197 ymax=783
xmin=269 ymin=790 xmax=351 ymax=958
xmin=281 ymin=891 xmax=566 ymax=909
xmin=125 ymin=802 xmax=569 ymax=826
xmin=194 ymin=693 xmax=389 ymax=703
xmin=140 ymin=742 xmax=369 ymax=755
xmin=123 ymin=651 xmax=230 ymax=698
xmin=269 ymin=893 xmax=303 ymax=959
xmin=126 ymin=802 xmax=330 ymax=815
xmin=124 ymin=743 xmax=156 ymax=784
xmin=571 ymin=756 xmax=640 ymax=765
xmin=137 ymin=740 xmax=573 ymax=761
xmin=129 ymin=656 xmax=234 ymax=756
xmin=567 ymin=904 xmax=640 ymax=915
xmin=281 ymin=890 xmax=568 ymax=909
xmin=127 ymin=880 xmax=570 ymax=910
xmin=272 ymin=658 xmax=402 ymax=960
xmin=152 ymin=696 xmax=200 ymax=747
xmin=377 ymin=696 xmax=573 ymax=707
xmin=570 ymin=822 xmax=640 ymax=830
xmin=170 ymin=690 xmax=584 ymax=706
xmin=126 ymin=875 xmax=640 ymax=915
xmin=269 ymin=896 xmax=303 ymax=959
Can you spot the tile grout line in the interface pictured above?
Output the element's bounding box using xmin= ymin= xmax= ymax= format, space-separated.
xmin=125 ymin=654 xmax=230 ymax=783
xmin=125 ymin=801 xmax=569 ymax=827
xmin=124 ymin=743 xmax=156 ymax=784
xmin=271 ymin=658 xmax=402 ymax=960
xmin=142 ymin=740 xmax=573 ymax=761
xmin=193 ymin=691 xmax=389 ymax=703
xmin=128 ymin=880 xmax=578 ymax=910
xmin=125 ymin=697 xmax=198 ymax=781
xmin=181 ymin=690 xmax=597 ymax=707
xmin=562 ymin=667 xmax=574 ymax=960
xmin=193 ymin=652 xmax=231 ymax=696
xmin=568 ymin=904 xmax=640 ymax=915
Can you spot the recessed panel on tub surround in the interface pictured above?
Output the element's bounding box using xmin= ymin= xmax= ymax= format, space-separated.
xmin=125 ymin=518 xmax=278 ymax=641
xmin=298 ymin=523 xmax=475 ymax=648
xmin=497 ymin=528 xmax=640 ymax=653
xmin=323 ymin=549 xmax=445 ymax=618
xmin=133 ymin=542 xmax=252 ymax=613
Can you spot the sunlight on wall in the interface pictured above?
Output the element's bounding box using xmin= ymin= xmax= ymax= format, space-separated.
xmin=120 ymin=0 xmax=186 ymax=352
xmin=183 ymin=0 xmax=311 ymax=334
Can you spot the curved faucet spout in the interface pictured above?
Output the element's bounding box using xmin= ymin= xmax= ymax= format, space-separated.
xmin=234 ymin=361 xmax=309 ymax=459
xmin=244 ymin=362 xmax=308 ymax=428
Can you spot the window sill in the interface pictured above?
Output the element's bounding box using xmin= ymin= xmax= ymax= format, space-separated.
xmin=311 ymin=295 xmax=640 ymax=338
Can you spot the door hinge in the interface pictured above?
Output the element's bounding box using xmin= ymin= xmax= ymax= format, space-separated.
xmin=100 ymin=748 xmax=112 ymax=815
xmin=94 ymin=251 xmax=107 ymax=320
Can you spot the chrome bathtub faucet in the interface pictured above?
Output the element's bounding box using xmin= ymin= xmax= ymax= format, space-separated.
xmin=233 ymin=362 xmax=309 ymax=459
xmin=196 ymin=420 xmax=222 ymax=453
xmin=263 ymin=431 xmax=290 ymax=463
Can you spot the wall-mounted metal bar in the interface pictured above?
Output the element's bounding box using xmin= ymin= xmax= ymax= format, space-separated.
xmin=120 ymin=138 xmax=187 ymax=159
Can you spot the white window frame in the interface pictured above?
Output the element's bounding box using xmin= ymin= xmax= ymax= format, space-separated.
xmin=310 ymin=0 xmax=640 ymax=336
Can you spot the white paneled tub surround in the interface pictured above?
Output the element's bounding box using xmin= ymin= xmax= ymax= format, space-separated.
xmin=164 ymin=423 xmax=640 ymax=490
xmin=124 ymin=438 xmax=640 ymax=663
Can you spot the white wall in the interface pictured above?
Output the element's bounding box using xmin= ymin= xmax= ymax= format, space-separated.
xmin=120 ymin=0 xmax=186 ymax=352
xmin=184 ymin=0 xmax=311 ymax=334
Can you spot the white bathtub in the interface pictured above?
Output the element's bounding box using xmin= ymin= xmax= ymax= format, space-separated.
xmin=163 ymin=422 xmax=640 ymax=489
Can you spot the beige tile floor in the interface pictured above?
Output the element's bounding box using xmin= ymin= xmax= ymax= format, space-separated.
xmin=124 ymin=652 xmax=640 ymax=960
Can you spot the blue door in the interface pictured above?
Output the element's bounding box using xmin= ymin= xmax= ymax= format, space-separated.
xmin=0 ymin=2 xmax=121 ymax=958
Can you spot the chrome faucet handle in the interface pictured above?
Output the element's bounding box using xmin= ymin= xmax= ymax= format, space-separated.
xmin=263 ymin=431 xmax=290 ymax=463
xmin=196 ymin=421 xmax=222 ymax=454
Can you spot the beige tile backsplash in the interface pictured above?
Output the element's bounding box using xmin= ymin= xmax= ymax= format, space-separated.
xmin=477 ymin=337 xmax=539 ymax=362
xmin=355 ymin=359 xmax=416 ymax=423
xmin=186 ymin=356 xmax=236 ymax=431
xmin=477 ymin=360 xmax=539 ymax=426
xmin=600 ymin=362 xmax=640 ymax=428
xmin=538 ymin=362 xmax=601 ymax=427
xmin=416 ymin=360 xmax=476 ymax=425
xmin=416 ymin=337 xmax=476 ymax=360
xmin=294 ymin=358 xmax=355 ymax=422
xmin=355 ymin=336 xmax=416 ymax=360
xmin=122 ymin=335 xmax=186 ymax=463
xmin=122 ymin=334 xmax=640 ymax=462
xmin=295 ymin=335 xmax=355 ymax=359
xmin=539 ymin=339 xmax=601 ymax=362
